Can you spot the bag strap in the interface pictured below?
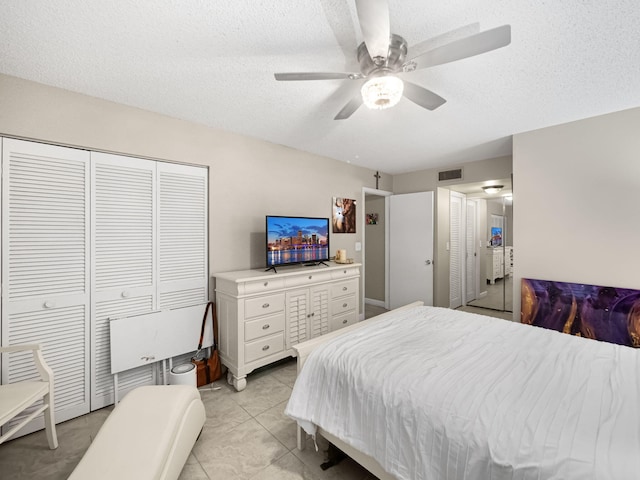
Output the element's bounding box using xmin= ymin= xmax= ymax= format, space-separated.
xmin=197 ymin=301 xmax=218 ymax=351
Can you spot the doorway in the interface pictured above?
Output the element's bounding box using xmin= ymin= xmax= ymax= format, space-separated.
xmin=362 ymin=188 xmax=435 ymax=316
xmin=363 ymin=188 xmax=391 ymax=318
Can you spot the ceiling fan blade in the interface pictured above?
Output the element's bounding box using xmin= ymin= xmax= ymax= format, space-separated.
xmin=403 ymin=82 xmax=446 ymax=111
xmin=274 ymin=72 xmax=362 ymax=81
xmin=334 ymin=95 xmax=363 ymax=120
xmin=355 ymin=0 xmax=391 ymax=60
xmin=408 ymin=25 xmax=511 ymax=70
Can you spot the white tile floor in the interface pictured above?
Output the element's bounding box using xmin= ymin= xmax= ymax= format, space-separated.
xmin=0 ymin=359 xmax=375 ymax=480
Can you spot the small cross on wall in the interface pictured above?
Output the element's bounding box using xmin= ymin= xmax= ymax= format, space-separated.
xmin=374 ymin=171 xmax=381 ymax=189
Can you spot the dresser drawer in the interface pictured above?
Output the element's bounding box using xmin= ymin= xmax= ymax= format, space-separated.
xmin=331 ymin=266 xmax=359 ymax=279
xmin=285 ymin=271 xmax=332 ymax=287
xmin=245 ymin=313 xmax=285 ymax=342
xmin=331 ymin=279 xmax=358 ymax=298
xmin=331 ymin=311 xmax=357 ymax=330
xmin=245 ymin=333 xmax=284 ymax=363
xmin=332 ymin=294 xmax=356 ymax=315
xmin=245 ymin=293 xmax=285 ymax=319
xmin=243 ymin=278 xmax=285 ymax=295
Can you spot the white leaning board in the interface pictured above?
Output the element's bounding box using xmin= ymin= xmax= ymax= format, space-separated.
xmin=109 ymin=303 xmax=213 ymax=375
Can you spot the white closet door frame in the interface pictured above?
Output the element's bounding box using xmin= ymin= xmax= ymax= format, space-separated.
xmin=2 ymin=138 xmax=91 ymax=434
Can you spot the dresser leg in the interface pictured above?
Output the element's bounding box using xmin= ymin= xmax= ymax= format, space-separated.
xmin=231 ymin=375 xmax=247 ymax=392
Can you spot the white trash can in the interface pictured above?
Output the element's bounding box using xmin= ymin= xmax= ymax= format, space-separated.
xmin=169 ymin=363 xmax=196 ymax=387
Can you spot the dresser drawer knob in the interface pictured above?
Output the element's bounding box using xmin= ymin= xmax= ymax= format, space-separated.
xmin=262 ymin=303 xmax=270 ymax=308
xmin=343 ymin=319 xmax=348 ymax=324
xmin=262 ymin=345 xmax=270 ymax=351
xmin=343 ymin=303 xmax=348 ymax=308
xmin=308 ymin=275 xmax=312 ymax=280
xmin=342 ymin=286 xmax=348 ymax=291
xmin=264 ymin=282 xmax=268 ymax=287
xmin=343 ymin=270 xmax=347 ymax=274
xmin=44 ymin=301 xmax=56 ymax=308
xmin=262 ymin=324 xmax=270 ymax=330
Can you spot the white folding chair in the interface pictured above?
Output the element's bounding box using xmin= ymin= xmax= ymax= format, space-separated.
xmin=0 ymin=344 xmax=58 ymax=449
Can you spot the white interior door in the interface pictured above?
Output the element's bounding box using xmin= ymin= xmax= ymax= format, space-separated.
xmin=465 ymin=200 xmax=477 ymax=303
xmin=389 ymin=192 xmax=434 ymax=309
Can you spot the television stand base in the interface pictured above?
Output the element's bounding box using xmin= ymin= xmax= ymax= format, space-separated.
xmin=303 ymin=261 xmax=330 ymax=267
xmin=264 ymin=266 xmax=277 ymax=273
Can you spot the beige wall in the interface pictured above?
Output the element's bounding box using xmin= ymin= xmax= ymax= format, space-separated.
xmin=364 ymin=195 xmax=386 ymax=302
xmin=513 ymin=106 xmax=640 ymax=318
xmin=0 ymin=74 xmax=394 ymax=312
xmin=394 ymin=156 xmax=513 ymax=307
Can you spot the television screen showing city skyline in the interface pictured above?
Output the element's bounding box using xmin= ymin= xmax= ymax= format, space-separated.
xmin=266 ymin=216 xmax=329 ymax=267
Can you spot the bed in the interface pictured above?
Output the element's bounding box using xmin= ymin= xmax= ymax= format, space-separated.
xmin=285 ymin=302 xmax=640 ymax=480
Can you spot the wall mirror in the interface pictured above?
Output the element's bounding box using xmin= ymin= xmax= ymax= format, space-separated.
xmin=448 ymin=179 xmax=513 ymax=313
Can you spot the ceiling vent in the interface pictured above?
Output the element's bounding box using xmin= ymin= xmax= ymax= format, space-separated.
xmin=438 ymin=168 xmax=463 ymax=182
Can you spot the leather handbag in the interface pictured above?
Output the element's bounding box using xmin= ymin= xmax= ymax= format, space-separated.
xmin=192 ymin=301 xmax=223 ymax=386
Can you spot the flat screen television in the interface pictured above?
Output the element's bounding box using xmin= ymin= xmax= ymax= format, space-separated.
xmin=491 ymin=227 xmax=503 ymax=246
xmin=266 ymin=215 xmax=330 ymax=270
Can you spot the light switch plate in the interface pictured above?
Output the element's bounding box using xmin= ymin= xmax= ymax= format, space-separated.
xmin=355 ymin=242 xmax=362 ymax=251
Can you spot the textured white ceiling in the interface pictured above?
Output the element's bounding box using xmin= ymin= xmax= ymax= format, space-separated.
xmin=1 ymin=1 xmax=639 ymax=174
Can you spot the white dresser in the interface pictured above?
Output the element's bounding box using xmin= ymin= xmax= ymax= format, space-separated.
xmin=486 ymin=247 xmax=513 ymax=284
xmin=215 ymin=263 xmax=361 ymax=391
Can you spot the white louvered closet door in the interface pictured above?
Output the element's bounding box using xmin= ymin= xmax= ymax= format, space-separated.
xmin=157 ymin=162 xmax=208 ymax=309
xmin=449 ymin=192 xmax=464 ymax=309
xmin=90 ymin=153 xmax=157 ymax=409
xmin=1 ymin=139 xmax=91 ymax=435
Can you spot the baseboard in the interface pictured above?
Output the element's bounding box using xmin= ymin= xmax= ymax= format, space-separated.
xmin=364 ymin=298 xmax=386 ymax=308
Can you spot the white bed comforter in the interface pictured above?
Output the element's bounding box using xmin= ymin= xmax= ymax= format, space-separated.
xmin=285 ymin=306 xmax=640 ymax=480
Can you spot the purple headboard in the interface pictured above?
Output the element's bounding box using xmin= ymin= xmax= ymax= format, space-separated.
xmin=521 ymin=278 xmax=640 ymax=347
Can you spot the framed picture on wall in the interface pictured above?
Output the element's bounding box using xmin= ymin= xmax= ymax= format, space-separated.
xmin=332 ymin=197 xmax=356 ymax=233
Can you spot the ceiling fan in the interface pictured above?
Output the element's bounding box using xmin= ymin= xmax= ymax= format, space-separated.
xmin=274 ymin=0 xmax=511 ymax=120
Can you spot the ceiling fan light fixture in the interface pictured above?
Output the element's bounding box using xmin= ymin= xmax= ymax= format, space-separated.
xmin=361 ymin=75 xmax=404 ymax=110
xmin=482 ymin=185 xmax=504 ymax=194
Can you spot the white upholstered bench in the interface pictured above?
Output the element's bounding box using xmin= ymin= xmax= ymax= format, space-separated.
xmin=68 ymin=385 xmax=205 ymax=480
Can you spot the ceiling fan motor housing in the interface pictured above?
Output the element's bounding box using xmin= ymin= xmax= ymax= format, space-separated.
xmin=357 ymin=34 xmax=408 ymax=76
